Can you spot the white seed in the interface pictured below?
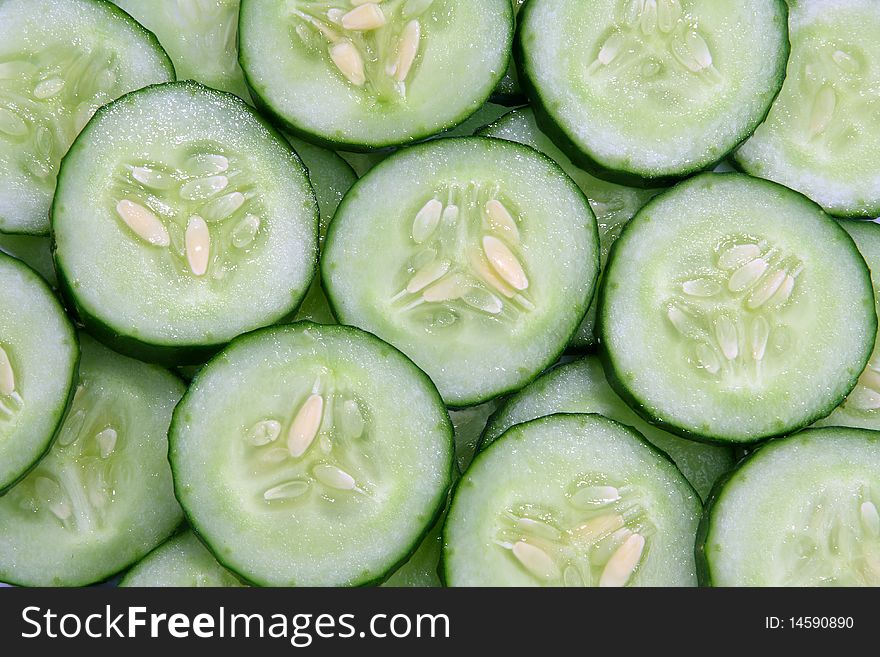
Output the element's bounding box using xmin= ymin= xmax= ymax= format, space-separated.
xmin=330 ymin=40 xmax=366 ymax=86
xmin=511 ymin=541 xmax=559 ymax=580
xmin=672 ymin=30 xmax=713 ymax=73
xmin=0 ymin=345 xmax=14 ymax=396
xmin=462 ymin=286 xmax=503 ymax=315
xmin=313 ymin=463 xmax=357 ymax=490
xmin=657 ymin=0 xmax=681 ymax=33
xmin=33 ymin=77 xmax=65 ymax=99
xmin=714 ymin=315 xmax=739 ymax=361
xmin=34 ymin=126 xmax=52 ymax=157
xmin=407 ymin=259 xmax=451 ymax=294
xmin=623 ymin=0 xmax=643 ymax=27
xmin=327 ymin=7 xmax=345 ymax=23
xmin=597 ymin=32 xmax=626 ymax=66
xmin=288 ymin=394 xmax=324 ymax=458
xmin=232 ymin=214 xmax=261 ymax=248
xmin=264 ymin=480 xmax=310 ymax=501
xmin=695 ymin=342 xmax=721 ymax=374
xmin=394 ymin=20 xmax=421 ymax=82
xmin=832 ymin=49 xmax=860 ymax=74
xmin=810 ymin=86 xmax=837 ymax=138
xmin=563 ymin=564 xmax=586 ymax=587
xmin=470 ymin=252 xmax=516 ymax=298
xmin=179 ymin=175 xmax=229 ymax=201
xmin=570 ymin=514 xmax=625 ymax=544
xmin=95 ymin=428 xmax=117 ymax=459
xmin=442 ymin=203 xmax=460 ymax=224
xmin=402 ymin=0 xmax=433 ymax=20
xmin=261 ymin=447 xmax=290 ymax=464
xmin=861 ymin=502 xmax=880 ymax=537
xmin=185 ymin=215 xmax=210 ymax=277
xmin=682 ymin=278 xmax=720 ymax=297
xmin=515 ymin=517 xmax=563 ymax=541
xmin=667 ymin=305 xmax=701 ymax=339
xmin=718 ymin=243 xmax=761 ymax=270
xmin=412 ymin=198 xmax=442 ymax=243
xmin=339 ymin=399 xmax=365 ymax=438
xmin=423 ymin=273 xmax=467 ymax=303
xmin=116 ymin=200 xmax=170 ymax=246
xmin=728 ymin=258 xmax=768 ymax=292
xmin=483 ymin=236 xmax=528 ymax=291
xmin=766 ymin=274 xmax=795 ymax=308
xmin=184 ymin=153 xmax=229 ymax=177
xmin=640 ymin=0 xmax=657 ymax=35
xmin=342 ymin=3 xmax=386 ymax=30
xmin=599 ymin=533 xmax=645 ymax=587
xmin=747 ymin=269 xmax=786 ymax=309
xmin=0 ymin=108 xmax=27 ymax=137
xmin=486 ymin=200 xmax=520 ymax=243
xmin=202 ymin=191 xmax=245 ymax=222
xmin=751 ymin=316 xmax=770 ymax=362
xmin=571 ymin=485 xmax=621 ymax=509
xmin=131 ymin=166 xmax=177 ymax=190
xmin=248 ymin=419 xmax=281 ymax=446
xmin=58 ymin=409 xmax=85 ymax=447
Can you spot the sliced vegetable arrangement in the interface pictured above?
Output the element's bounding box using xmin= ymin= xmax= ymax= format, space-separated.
xmin=1 ymin=0 xmax=879 ymax=588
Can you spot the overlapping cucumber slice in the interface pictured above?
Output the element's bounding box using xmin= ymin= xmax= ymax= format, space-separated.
xmin=121 ymin=530 xmax=244 ymax=587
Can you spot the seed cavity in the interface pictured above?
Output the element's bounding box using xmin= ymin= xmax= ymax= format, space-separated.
xmin=248 ymin=419 xmax=281 ymax=446
xmin=116 ymin=200 xmax=170 ymax=246
xmin=94 ymin=428 xmax=117 ymax=459
xmin=809 ymin=85 xmax=837 ymax=139
xmin=184 ymin=153 xmax=229 ymax=177
xmin=232 ymin=214 xmax=261 ymax=249
xmin=597 ymin=32 xmax=626 ymax=66
xmin=571 ymin=514 xmax=625 ymax=545
xmin=714 ymin=315 xmax=739 ymax=361
xmin=341 ymin=3 xmax=386 ymax=31
xmin=288 ymin=394 xmax=324 ymax=458
xmin=511 ymin=541 xmax=559 ymax=580
xmin=33 ymin=77 xmax=65 ymax=99
xmin=718 ymin=243 xmax=761 ymax=270
xmin=462 ymin=286 xmax=503 ymax=315
xmin=750 ymin=316 xmax=770 ymax=362
xmin=313 ymin=463 xmax=356 ymax=490
xmin=264 ymin=480 xmax=310 ymax=501
xmin=330 ymin=40 xmax=366 ymax=86
xmin=202 ymin=191 xmax=246 ymax=222
xmin=695 ymin=342 xmax=721 ymax=374
xmin=0 ymin=346 xmax=15 ymax=397
xmin=571 ymin=486 xmax=621 ymax=509
xmin=728 ymin=258 xmax=768 ymax=292
xmin=131 ymin=166 xmax=177 ymax=190
xmin=180 ymin=175 xmax=229 ymax=201
xmin=412 ymin=199 xmax=442 ymax=243
xmin=599 ymin=533 xmax=645 ymax=587
xmin=746 ymin=269 xmax=786 ymax=309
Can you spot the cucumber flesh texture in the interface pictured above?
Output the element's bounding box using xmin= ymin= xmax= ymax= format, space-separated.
xmin=383 ymin=514 xmax=443 ymax=587
xmin=170 ymin=323 xmax=454 ymax=587
xmin=479 ymin=107 xmax=660 ymax=349
xmin=0 ymin=335 xmax=184 ymax=586
xmin=0 ymin=253 xmax=78 ymax=492
xmin=111 ymin=0 xmax=252 ymax=100
xmin=53 ymin=82 xmax=319 ymax=364
xmin=450 ymin=399 xmax=500 ymax=473
xmin=482 ymin=357 xmax=733 ymax=500
xmin=286 ymin=134 xmax=357 ymax=326
xmin=700 ymin=427 xmax=880 ymax=586
xmin=322 ymin=137 xmax=600 ymax=406
xmin=600 ymin=173 xmax=876 ymax=443
xmin=121 ymin=530 xmax=244 ymax=587
xmin=238 ymin=0 xmax=513 ymax=150
xmin=445 ymin=414 xmax=700 ymax=586
xmin=0 ymin=0 xmax=174 ymax=235
xmin=814 ymin=220 xmax=880 ymax=430
xmin=517 ymin=0 xmax=788 ymax=183
xmin=491 ymin=0 xmax=527 ymax=104
xmin=735 ymin=0 xmax=880 ymax=218
xmin=0 ymin=234 xmax=56 ymax=287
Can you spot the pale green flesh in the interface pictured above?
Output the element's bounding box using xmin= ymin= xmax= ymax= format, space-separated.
xmin=736 ymin=0 xmax=880 ymax=217
xmin=601 ymin=173 xmax=876 ymax=442
xmin=0 ymin=0 xmax=174 ymax=234
xmin=383 ymin=515 xmax=443 ymax=587
xmin=112 ymin=0 xmax=252 ymax=100
xmin=239 ymin=0 xmax=512 ymax=149
xmin=479 ymin=107 xmax=660 ymax=348
xmin=0 ymin=253 xmax=77 ymax=491
xmin=0 ymin=335 xmax=184 ymax=586
xmin=814 ymin=221 xmax=880 ymax=429
xmin=170 ymin=323 xmax=453 ymax=586
xmin=53 ymin=82 xmax=318 ymax=351
xmin=520 ymin=0 xmax=788 ymax=179
xmin=704 ymin=427 xmax=880 ymax=586
xmin=445 ymin=414 xmax=700 ymax=586
xmin=323 ymin=137 xmax=599 ymax=406
xmin=121 ymin=530 xmax=244 ymax=587
xmin=0 ymin=234 xmax=56 ymax=286
xmin=482 ymin=357 xmax=733 ymax=500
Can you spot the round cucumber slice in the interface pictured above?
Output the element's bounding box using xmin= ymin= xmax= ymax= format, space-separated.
xmin=121 ymin=530 xmax=244 ymax=587
xmin=238 ymin=0 xmax=513 ymax=150
xmin=478 ymin=107 xmax=661 ymax=349
xmin=0 ymin=0 xmax=174 ymax=235
xmin=735 ymin=0 xmax=880 ymax=218
xmin=0 ymin=253 xmax=78 ymax=493
xmin=0 ymin=233 xmax=56 ymax=287
xmin=112 ymin=0 xmax=251 ymax=100
xmin=0 ymin=335 xmax=184 ymax=586
xmin=322 ymin=137 xmax=600 ymax=406
xmin=517 ymin=0 xmax=789 ymax=185
xmin=170 ymin=323 xmax=454 ymax=587
xmin=444 ymin=414 xmax=700 ymax=586
xmin=600 ymin=173 xmax=876 ymax=443
xmin=53 ymin=82 xmax=319 ymax=365
xmin=698 ymin=427 xmax=880 ymax=586
xmin=482 ymin=357 xmax=734 ymax=500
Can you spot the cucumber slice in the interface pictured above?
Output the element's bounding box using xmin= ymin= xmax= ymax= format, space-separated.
xmin=0 ymin=234 xmax=56 ymax=286
xmin=383 ymin=516 xmax=443 ymax=587
xmin=491 ymin=0 xmax=527 ymax=105
xmin=482 ymin=357 xmax=734 ymax=499
xmin=516 ymin=0 xmax=789 ymax=185
xmin=735 ymin=0 xmax=880 ymax=218
xmin=0 ymin=253 xmax=78 ymax=493
xmin=0 ymin=335 xmax=184 ymax=586
xmin=120 ymin=530 xmax=244 ymax=587
xmin=169 ymin=323 xmax=454 ymax=586
xmin=600 ymin=173 xmax=876 ymax=443
xmin=479 ymin=107 xmax=660 ymax=349
xmin=444 ymin=414 xmax=700 ymax=586
xmin=322 ymin=137 xmax=599 ymax=406
xmin=53 ymin=82 xmax=319 ymax=365
xmin=698 ymin=426 xmax=880 ymax=586
xmin=815 ymin=220 xmax=880 ymax=430
xmin=450 ymin=400 xmax=500 ymax=473
xmin=238 ymin=0 xmax=513 ymax=150
xmin=111 ymin=0 xmax=251 ymax=100
xmin=0 ymin=0 xmax=174 ymax=235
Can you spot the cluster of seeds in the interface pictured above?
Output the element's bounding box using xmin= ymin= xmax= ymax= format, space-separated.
xmin=801 ymin=43 xmax=869 ymax=145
